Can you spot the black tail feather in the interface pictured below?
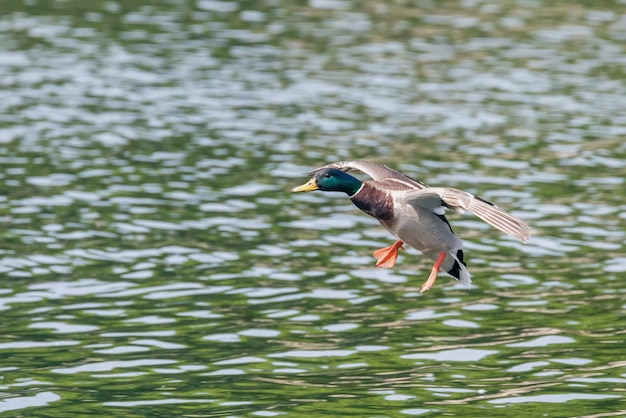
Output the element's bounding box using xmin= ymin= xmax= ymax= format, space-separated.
xmin=446 ymin=249 xmax=467 ymax=281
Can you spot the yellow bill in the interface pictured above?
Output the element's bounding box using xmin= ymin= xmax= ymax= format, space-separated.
xmin=291 ymin=178 xmax=318 ymax=193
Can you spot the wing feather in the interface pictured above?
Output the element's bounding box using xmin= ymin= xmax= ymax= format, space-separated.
xmin=406 ymin=187 xmax=531 ymax=243
xmin=310 ymin=160 xmax=531 ymax=242
xmin=311 ymin=160 xmax=428 ymax=190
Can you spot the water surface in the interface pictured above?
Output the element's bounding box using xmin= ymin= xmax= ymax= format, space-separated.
xmin=1 ymin=0 xmax=625 ymax=416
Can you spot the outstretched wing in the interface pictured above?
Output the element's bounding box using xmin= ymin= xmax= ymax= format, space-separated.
xmin=311 ymin=160 xmax=428 ymax=190
xmin=406 ymin=187 xmax=531 ymax=243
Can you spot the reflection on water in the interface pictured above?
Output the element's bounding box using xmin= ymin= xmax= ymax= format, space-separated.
xmin=1 ymin=0 xmax=625 ymax=416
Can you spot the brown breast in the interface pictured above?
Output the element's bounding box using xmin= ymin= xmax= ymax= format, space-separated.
xmin=350 ymin=182 xmax=394 ymax=221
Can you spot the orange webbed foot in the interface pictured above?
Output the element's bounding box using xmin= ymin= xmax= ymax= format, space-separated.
xmin=419 ymin=251 xmax=447 ymax=293
xmin=373 ymin=240 xmax=405 ymax=268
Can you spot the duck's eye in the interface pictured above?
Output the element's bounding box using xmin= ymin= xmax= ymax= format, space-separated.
xmin=324 ymin=172 xmax=331 ymax=178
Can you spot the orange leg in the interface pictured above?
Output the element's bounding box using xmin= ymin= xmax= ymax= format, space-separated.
xmin=420 ymin=252 xmax=447 ymax=293
xmin=373 ymin=240 xmax=405 ymax=268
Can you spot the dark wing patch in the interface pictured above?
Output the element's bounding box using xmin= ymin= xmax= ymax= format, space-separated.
xmin=474 ymin=195 xmax=495 ymax=207
xmin=435 ymin=213 xmax=454 ymax=234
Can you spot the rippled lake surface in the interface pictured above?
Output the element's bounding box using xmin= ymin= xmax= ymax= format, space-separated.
xmin=1 ymin=0 xmax=625 ymax=416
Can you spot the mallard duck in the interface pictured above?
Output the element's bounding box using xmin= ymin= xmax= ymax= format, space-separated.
xmin=291 ymin=160 xmax=531 ymax=293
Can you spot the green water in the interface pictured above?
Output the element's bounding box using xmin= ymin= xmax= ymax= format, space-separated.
xmin=1 ymin=0 xmax=625 ymax=416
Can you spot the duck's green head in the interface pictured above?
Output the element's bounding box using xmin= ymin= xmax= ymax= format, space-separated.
xmin=291 ymin=168 xmax=363 ymax=196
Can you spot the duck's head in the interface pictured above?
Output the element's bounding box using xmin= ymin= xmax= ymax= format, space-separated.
xmin=291 ymin=168 xmax=363 ymax=196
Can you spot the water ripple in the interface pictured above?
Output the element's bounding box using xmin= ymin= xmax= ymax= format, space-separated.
xmin=1 ymin=0 xmax=624 ymax=416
